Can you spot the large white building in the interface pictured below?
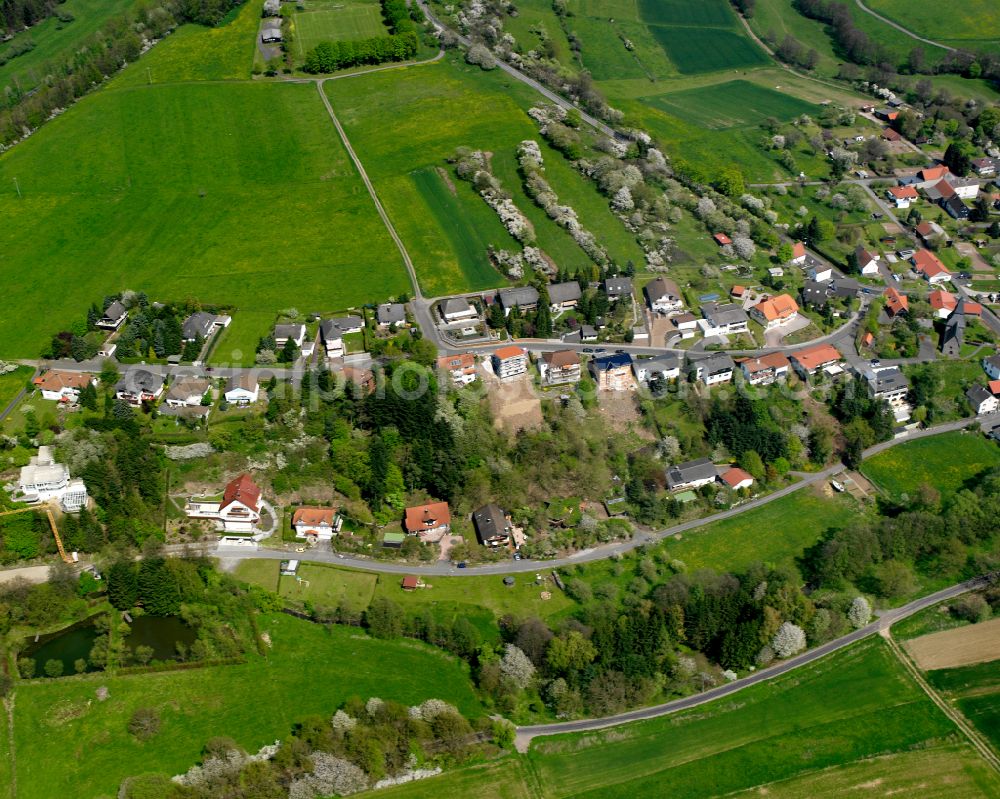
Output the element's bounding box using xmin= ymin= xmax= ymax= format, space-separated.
xmin=14 ymin=447 xmax=87 ymax=512
xmin=184 ymin=474 xmax=262 ymax=533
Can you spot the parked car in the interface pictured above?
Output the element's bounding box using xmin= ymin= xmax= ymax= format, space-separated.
xmin=896 ymin=249 xmax=914 ymax=259
xmin=582 ymin=347 xmax=594 ymax=353
xmin=456 ymin=561 xmax=467 ymax=569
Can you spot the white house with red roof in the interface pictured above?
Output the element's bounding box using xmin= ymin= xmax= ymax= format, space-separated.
xmin=928 ymin=289 xmax=957 ymax=319
xmin=185 ymin=473 xmax=263 ymax=533
xmin=292 ymin=507 xmax=342 ymax=540
xmin=790 ymin=242 xmax=807 ymax=265
xmin=404 ymin=501 xmax=451 ymax=542
xmin=719 ymin=467 xmax=754 ymax=491
xmin=885 ymin=185 xmax=918 ymax=209
xmin=911 ymin=250 xmax=952 ymax=284
xmin=33 ymin=370 xmax=95 ymax=402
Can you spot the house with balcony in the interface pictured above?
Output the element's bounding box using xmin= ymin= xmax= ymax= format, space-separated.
xmin=539 ymin=350 xmax=581 ymax=386
xmin=14 ymin=446 xmax=87 ymax=512
xmin=184 ymin=473 xmax=263 ymax=534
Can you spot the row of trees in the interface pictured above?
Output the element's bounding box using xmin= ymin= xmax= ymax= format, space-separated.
xmin=302 ymin=32 xmax=417 ymax=73
xmin=0 ymin=0 xmax=61 ymax=36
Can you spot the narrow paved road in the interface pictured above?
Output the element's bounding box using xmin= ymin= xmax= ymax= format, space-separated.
xmin=854 ymin=0 xmax=956 ymax=52
xmin=219 ymin=418 xmax=981 ymax=576
xmin=513 ymin=575 xmax=991 ymax=750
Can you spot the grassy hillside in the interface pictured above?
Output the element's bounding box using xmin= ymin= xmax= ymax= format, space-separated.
xmin=866 ymin=0 xmax=1000 ymax=46
xmin=11 ymin=613 xmax=482 ymax=799
xmin=0 ymin=79 xmax=407 ymax=357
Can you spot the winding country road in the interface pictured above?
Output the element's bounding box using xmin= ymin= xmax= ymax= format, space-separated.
xmin=513 ymin=575 xmax=991 ymax=749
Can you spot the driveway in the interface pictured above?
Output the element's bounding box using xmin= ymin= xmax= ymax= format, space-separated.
xmin=764 ymin=315 xmax=812 ymax=347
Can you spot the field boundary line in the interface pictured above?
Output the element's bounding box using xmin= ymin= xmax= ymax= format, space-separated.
xmin=313 ymin=80 xmax=423 ymax=300
xmin=4 ymin=693 xmax=16 ymax=799
xmin=883 ymin=630 xmax=1000 ymax=772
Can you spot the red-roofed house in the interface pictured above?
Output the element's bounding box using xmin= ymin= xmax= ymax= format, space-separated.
xmin=790 ymin=344 xmax=843 ymax=378
xmin=749 ymin=294 xmax=799 ymax=329
xmin=886 ymin=185 xmax=918 ymax=209
xmin=990 ymin=380 xmax=1000 ymax=397
xmin=790 ymin=242 xmax=807 ymax=265
xmin=861 ymin=331 xmax=874 ymax=348
xmin=719 ymin=467 xmax=754 ymax=491
xmin=883 ymin=287 xmax=909 ymax=318
xmin=401 ymin=575 xmax=423 ymax=591
xmin=404 ymin=501 xmax=451 ymax=542
xmin=912 ymin=250 xmax=951 ymax=284
xmin=713 ymin=232 xmax=732 ymax=247
xmin=882 ymin=127 xmax=901 ymax=143
xmin=731 ymin=285 xmax=746 ymax=299
xmin=185 ymin=473 xmax=263 ymax=533
xmin=292 ymin=507 xmax=342 ymax=540
xmin=738 ymin=352 xmax=790 ymax=386
xmin=33 ymin=370 xmax=95 ymax=402
xmin=917 ymin=166 xmax=951 ymax=187
xmin=929 ymin=289 xmax=957 ymax=319
xmin=492 ymin=346 xmax=528 ymax=379
xmin=438 ymin=353 xmax=477 ymax=386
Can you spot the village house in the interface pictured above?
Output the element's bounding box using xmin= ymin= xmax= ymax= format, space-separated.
xmin=719 ymin=466 xmax=754 ymax=491
xmin=472 ymin=503 xmax=513 ymax=547
xmin=644 ymin=277 xmax=684 ymax=314
xmin=854 ymin=246 xmax=880 ymax=276
xmin=33 ymin=370 xmax=94 ymax=403
xmin=632 ymin=353 xmax=682 ymax=383
xmin=115 ymin=368 xmax=164 ymax=406
xmin=699 ymin=302 xmax=749 ymax=337
xmin=972 ymin=157 xmax=998 ymax=177
xmin=319 ymin=316 xmax=363 ymax=358
xmin=738 ymin=352 xmax=790 ymax=386
xmin=790 ymin=343 xmax=843 ymax=379
xmin=790 ymin=241 xmax=807 ymax=265
xmin=671 ymin=312 xmax=699 ymax=339
xmin=691 ymin=352 xmax=735 ymax=386
xmin=886 ymin=185 xmax=918 ymax=209
xmin=440 ymin=297 xmax=478 ymax=323
xmin=881 ymin=127 xmax=901 ymax=143
xmin=914 ymin=165 xmax=951 ymax=189
xmin=274 ymin=323 xmax=306 ymax=349
xmin=341 ymin=366 xmax=376 ymax=395
xmin=883 ymin=286 xmax=909 ymax=318
xmin=376 ymin=303 xmax=407 ymax=328
xmin=983 ymin=353 xmax=1000 ymax=381
xmin=492 ymin=346 xmax=529 ymax=380
xmin=750 ymin=294 xmax=799 ymax=329
xmin=929 ymin=289 xmax=958 ymax=319
xmin=292 ymin=507 xmax=342 ymax=540
xmin=498 ymin=286 xmax=539 ymax=316
xmin=548 ymin=281 xmax=582 ymax=312
xmin=590 ymin=352 xmax=634 ymax=391
xmin=224 ymin=373 xmax=259 ymax=405
xmin=182 ymin=312 xmax=217 ymax=343
xmin=924 ymin=179 xmax=955 ymax=203
xmin=941 ymin=194 xmax=970 ymax=220
xmin=14 ymin=446 xmax=87 ymax=512
xmin=967 ymin=385 xmax=999 ymax=415
xmin=437 ymin=353 xmax=477 ymax=386
xmin=666 ymin=457 xmax=717 ymax=491
xmin=403 ymin=501 xmax=451 ymax=541
xmin=165 ymin=376 xmax=210 ymax=407
xmin=949 ymin=177 xmax=981 ymax=200
xmin=863 ymin=365 xmax=910 ymax=418
xmin=603 ymin=277 xmax=634 ymax=303
xmin=97 ymin=300 xmax=128 ymax=330
xmin=915 ymin=220 xmax=947 ymax=246
xmin=912 ymin=250 xmax=952 ymax=284
xmin=261 ymin=24 xmax=282 ymax=43
xmin=539 ymin=349 xmax=581 ymax=386
xmin=185 ymin=473 xmax=263 ymax=533
xmin=941 ymin=309 xmax=965 ymax=357
xmin=800 ymin=281 xmax=831 ymax=309
xmin=808 ymin=262 xmax=833 ymax=283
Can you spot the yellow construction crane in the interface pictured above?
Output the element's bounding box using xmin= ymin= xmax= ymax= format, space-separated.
xmin=0 ymin=503 xmax=72 ymax=563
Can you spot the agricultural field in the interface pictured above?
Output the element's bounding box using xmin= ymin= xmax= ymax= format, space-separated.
xmin=861 ymin=431 xmax=1000 ymax=501
xmin=292 ymin=0 xmax=389 ymax=59
xmin=905 ymin=617 xmax=1000 ymax=671
xmin=926 ymin=653 xmax=1000 ymax=751
xmin=10 ymin=613 xmax=482 ymax=799
xmin=647 ymin=25 xmax=768 ymax=75
xmin=747 ymin=0 xmax=841 ymax=75
xmin=324 ymin=56 xmax=646 ymax=295
xmin=0 ymin=77 xmax=409 ymax=357
xmin=641 ymin=80 xmax=816 ymax=130
xmin=866 ymin=0 xmax=1000 ymax=48
xmin=0 ymin=0 xmax=137 ymax=94
xmin=521 ymin=638 xmax=995 ymax=798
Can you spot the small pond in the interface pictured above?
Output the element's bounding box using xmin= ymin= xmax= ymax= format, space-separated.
xmin=124 ymin=615 xmax=198 ymax=662
xmin=22 ymin=615 xmax=104 ymax=677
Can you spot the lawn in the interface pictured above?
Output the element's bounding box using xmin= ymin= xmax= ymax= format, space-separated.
xmin=648 ymin=26 xmax=769 ymax=74
xmin=324 ymin=56 xmax=646 ymax=295
xmin=11 ymin=613 xmax=482 ymax=799
xmin=0 ymin=80 xmax=409 ymax=358
xmin=0 ymin=366 xmax=34 ymax=415
xmin=293 ymin=0 xmax=389 ymax=58
xmin=236 ymin=560 xmax=379 ymax=608
xmin=373 ymin=758 xmax=536 ymax=798
xmin=861 ymin=431 xmax=1000 ymax=501
xmin=110 ymin=0 xmax=259 ymax=87
xmin=525 ymin=639 xmax=986 ymax=798
xmin=642 ymin=80 xmax=816 ymax=130
xmin=927 ymin=659 xmax=1000 ymax=752
xmin=0 ymin=0 xmax=138 ymax=94
xmin=866 ymin=0 xmax=1000 ymax=42
xmin=207 ymin=310 xmax=277 ymax=367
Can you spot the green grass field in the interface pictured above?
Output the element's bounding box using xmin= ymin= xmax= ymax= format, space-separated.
xmin=861 ymin=431 xmax=1000 ymax=501
xmin=0 ymin=0 xmax=138 ymax=94
xmin=927 ymin=659 xmax=1000 ymax=752
xmin=648 ymin=26 xmax=769 ymax=74
xmin=0 ymin=366 xmax=34 ymax=415
xmin=748 ymin=0 xmax=842 ymax=75
xmin=236 ymin=559 xmax=379 ymax=608
xmin=636 ymin=0 xmax=734 ymax=26
xmin=522 ymin=638 xmax=992 ymax=798
xmin=866 ymin=0 xmax=1000 ymax=42
xmin=0 ymin=79 xmax=409 ymax=357
xmin=642 ymin=80 xmax=816 ymax=129
xmin=293 ymin=0 xmax=389 ymax=58
xmin=10 ymin=612 xmax=482 ymax=799
xmin=324 ymin=57 xmax=646 ymax=295
xmin=207 ymin=310 xmax=278 ymax=367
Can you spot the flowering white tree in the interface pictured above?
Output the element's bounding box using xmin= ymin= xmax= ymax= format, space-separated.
xmin=848 ymin=596 xmax=872 ymax=629
xmin=612 ymin=186 xmax=634 ymax=212
xmin=695 ymin=197 xmax=716 ymax=219
xmin=732 ymin=236 xmax=756 ymax=260
xmin=331 ymin=710 xmax=356 ymax=733
xmin=772 ymin=622 xmax=806 ymax=658
xmin=500 ymin=643 xmax=535 ymax=689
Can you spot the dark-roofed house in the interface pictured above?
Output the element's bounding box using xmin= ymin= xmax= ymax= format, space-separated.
xmin=376 ymin=303 xmax=406 ymax=327
xmin=644 ymin=277 xmax=684 ymax=314
xmin=97 ymin=300 xmax=128 ymax=330
xmin=967 ymin=385 xmax=999 ymax=415
xmin=941 ymin=309 xmax=965 ymax=357
xmin=274 ymin=323 xmax=306 ymax=348
xmin=830 ymin=277 xmax=862 ymax=299
xmin=319 ymin=316 xmax=363 ymax=358
xmin=498 ymin=286 xmax=540 ymax=315
xmin=983 ymin=353 xmax=1000 ymax=381
xmin=691 ymin=352 xmax=735 ymax=386
xmin=473 ymin=504 xmax=512 ymax=547
xmin=440 ymin=297 xmax=478 ymax=322
xmin=699 ymin=302 xmax=749 ymax=337
xmin=548 ymin=281 xmax=582 ymax=311
xmin=182 ymin=312 xmax=216 ymax=342
xmin=666 ymin=457 xmax=717 ymax=491
xmin=589 ymin=352 xmax=634 ymax=391
xmin=603 ymin=277 xmax=634 ymax=301
xmin=539 ymin=350 xmax=581 ymax=386
xmin=632 ymin=353 xmax=682 ymax=383
xmin=942 ymin=195 xmax=970 ymax=220
xmin=115 ymin=368 xmax=164 ymax=406
xmin=800 ymin=281 xmax=831 ymax=308
xmin=865 ymin=366 xmax=909 ymax=407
